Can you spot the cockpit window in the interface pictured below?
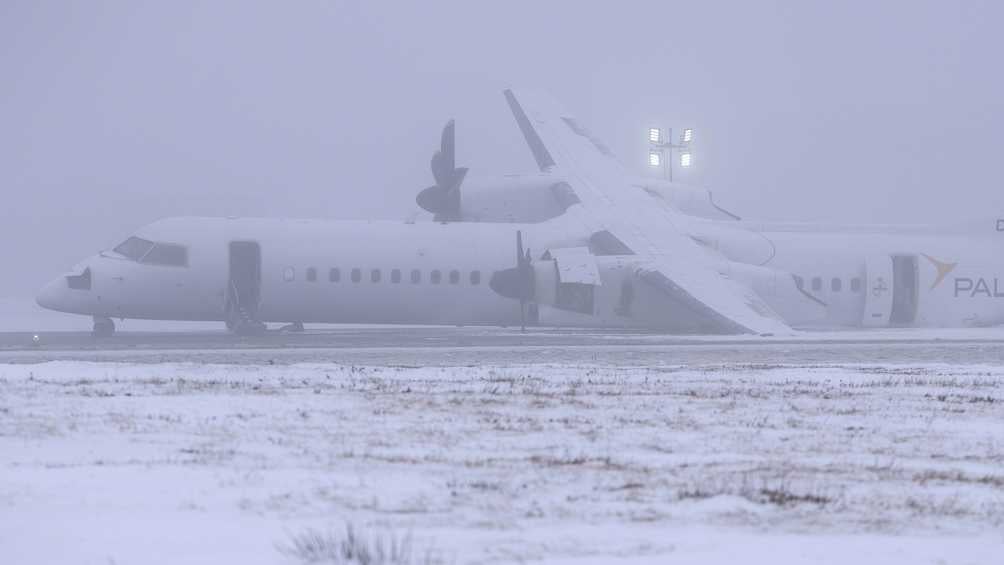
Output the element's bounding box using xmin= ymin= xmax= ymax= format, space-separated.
xmin=142 ymin=243 xmax=188 ymax=266
xmin=112 ymin=237 xmax=187 ymax=266
xmin=113 ymin=237 xmax=155 ymax=261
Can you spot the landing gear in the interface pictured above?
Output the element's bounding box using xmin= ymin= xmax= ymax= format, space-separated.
xmin=233 ymin=320 xmax=267 ymax=336
xmin=92 ymin=316 xmax=115 ymax=337
xmin=226 ymin=308 xmax=267 ymax=336
xmin=278 ymin=321 xmax=304 ymax=333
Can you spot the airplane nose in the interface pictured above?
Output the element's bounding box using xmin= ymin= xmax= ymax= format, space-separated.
xmin=35 ymin=277 xmax=65 ymax=311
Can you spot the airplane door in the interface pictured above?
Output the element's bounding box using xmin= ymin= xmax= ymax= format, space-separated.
xmin=863 ymin=255 xmax=894 ymax=327
xmin=889 ymin=255 xmax=919 ymax=326
xmin=226 ymin=241 xmax=262 ymax=327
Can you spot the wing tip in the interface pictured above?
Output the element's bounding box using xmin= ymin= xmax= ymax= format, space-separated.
xmin=503 ymin=88 xmax=556 ymax=172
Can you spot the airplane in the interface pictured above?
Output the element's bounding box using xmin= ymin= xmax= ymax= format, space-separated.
xmin=35 ymin=89 xmax=1004 ymax=336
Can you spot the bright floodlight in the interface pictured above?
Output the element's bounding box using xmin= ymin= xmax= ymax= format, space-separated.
xmin=648 ymin=128 xmax=661 ymax=143
xmin=680 ymin=152 xmax=692 ymax=168
xmin=649 ymin=150 xmax=662 ymax=167
xmin=681 ymin=128 xmax=694 ymax=143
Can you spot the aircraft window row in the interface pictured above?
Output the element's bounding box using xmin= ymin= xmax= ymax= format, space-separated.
xmin=288 ymin=267 xmax=484 ymax=285
xmin=112 ymin=236 xmax=188 ymax=266
xmin=798 ymin=275 xmax=863 ymax=294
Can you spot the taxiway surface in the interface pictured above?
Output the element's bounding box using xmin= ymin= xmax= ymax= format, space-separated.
xmin=2 ymin=326 xmax=1003 ymax=365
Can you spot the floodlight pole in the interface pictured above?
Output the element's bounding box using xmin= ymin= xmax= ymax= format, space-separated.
xmin=649 ymin=127 xmax=693 ymax=182
xmin=666 ymin=127 xmax=673 ymax=182
xmin=652 ymin=128 xmax=680 ymax=182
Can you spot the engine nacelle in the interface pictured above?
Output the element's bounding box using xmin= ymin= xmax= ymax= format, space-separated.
xmin=452 ymin=174 xmax=574 ymax=223
xmin=532 ymin=252 xmax=642 ymax=329
xmin=423 ymin=173 xmax=743 ymax=224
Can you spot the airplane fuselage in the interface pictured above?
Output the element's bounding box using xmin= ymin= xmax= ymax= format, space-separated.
xmin=37 ymin=215 xmax=1004 ymax=332
xmin=698 ymin=219 xmax=1004 ymax=329
xmin=36 ymin=217 xmax=563 ymax=327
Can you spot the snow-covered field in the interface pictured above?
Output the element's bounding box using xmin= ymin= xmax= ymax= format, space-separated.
xmin=1 ymin=361 xmax=1002 ymax=564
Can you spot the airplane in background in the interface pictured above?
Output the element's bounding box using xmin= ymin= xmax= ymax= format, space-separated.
xmin=36 ymin=90 xmax=1004 ymax=336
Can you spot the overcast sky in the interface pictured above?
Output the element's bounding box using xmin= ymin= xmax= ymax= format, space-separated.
xmin=2 ymin=0 xmax=1002 ymax=300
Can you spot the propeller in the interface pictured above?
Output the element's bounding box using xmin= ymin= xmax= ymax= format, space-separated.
xmin=489 ymin=230 xmax=535 ymax=331
xmin=416 ymin=120 xmax=468 ymax=222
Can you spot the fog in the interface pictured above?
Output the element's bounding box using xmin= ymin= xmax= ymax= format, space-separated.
xmin=4 ymin=5 xmax=1004 ymax=559
xmin=3 ymin=0 xmax=1002 ymax=301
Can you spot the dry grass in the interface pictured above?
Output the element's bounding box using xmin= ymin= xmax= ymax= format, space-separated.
xmin=277 ymin=523 xmax=442 ymax=565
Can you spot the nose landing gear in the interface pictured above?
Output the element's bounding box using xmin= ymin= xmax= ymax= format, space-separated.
xmin=92 ymin=316 xmax=115 ymax=337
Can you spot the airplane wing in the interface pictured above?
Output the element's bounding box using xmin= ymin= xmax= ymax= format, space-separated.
xmin=504 ymin=89 xmax=791 ymax=335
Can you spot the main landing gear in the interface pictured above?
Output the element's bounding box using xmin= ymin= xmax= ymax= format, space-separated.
xmin=225 ymin=310 xmax=267 ymax=336
xmin=278 ymin=321 xmax=304 ymax=333
xmin=92 ymin=316 xmax=115 ymax=337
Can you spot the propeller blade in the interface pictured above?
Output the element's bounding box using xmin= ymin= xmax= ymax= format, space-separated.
xmin=431 ymin=150 xmax=449 ymax=188
xmin=488 ymin=230 xmax=536 ymax=332
xmin=440 ymin=119 xmax=455 ymax=172
xmin=418 ymin=119 xmax=466 ymax=221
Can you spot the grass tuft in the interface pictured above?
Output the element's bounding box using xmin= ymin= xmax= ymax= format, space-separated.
xmin=277 ymin=523 xmax=438 ymax=565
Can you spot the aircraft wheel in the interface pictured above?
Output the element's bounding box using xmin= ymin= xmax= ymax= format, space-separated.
xmin=92 ymin=317 xmax=115 ymax=337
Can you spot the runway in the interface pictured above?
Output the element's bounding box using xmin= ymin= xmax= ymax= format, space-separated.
xmin=3 ymin=325 xmax=1003 ymax=365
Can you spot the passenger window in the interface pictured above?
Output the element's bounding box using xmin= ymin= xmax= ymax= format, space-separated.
xmin=411 ymin=269 xmax=421 ymax=283
xmin=351 ymin=268 xmax=361 ymax=283
xmin=283 ymin=267 xmax=295 ymax=282
xmin=831 ymin=278 xmax=842 ymax=292
xmin=431 ymin=270 xmax=442 ymax=284
xmin=811 ymin=277 xmax=822 ymax=291
xmin=794 ymin=275 xmax=804 ymax=290
xmin=851 ymin=277 xmax=862 ymax=293
xmin=391 ymin=269 xmax=401 ymax=283
xmin=141 ymin=243 xmax=188 ymax=267
xmin=306 ymin=267 xmax=317 ymax=282
xmin=470 ymin=270 xmax=481 ymax=285
xmin=329 ymin=268 xmax=340 ymax=283
xmin=449 ymin=270 xmax=460 ymax=284
xmin=371 ymin=269 xmax=381 ymax=283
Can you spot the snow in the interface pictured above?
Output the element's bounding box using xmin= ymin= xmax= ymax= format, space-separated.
xmin=1 ymin=361 xmax=1002 ymax=564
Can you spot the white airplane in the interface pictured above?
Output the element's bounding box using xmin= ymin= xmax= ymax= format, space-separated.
xmin=36 ymin=90 xmax=1004 ymax=336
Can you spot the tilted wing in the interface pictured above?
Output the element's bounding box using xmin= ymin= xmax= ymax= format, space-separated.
xmin=505 ymin=89 xmax=790 ymax=335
